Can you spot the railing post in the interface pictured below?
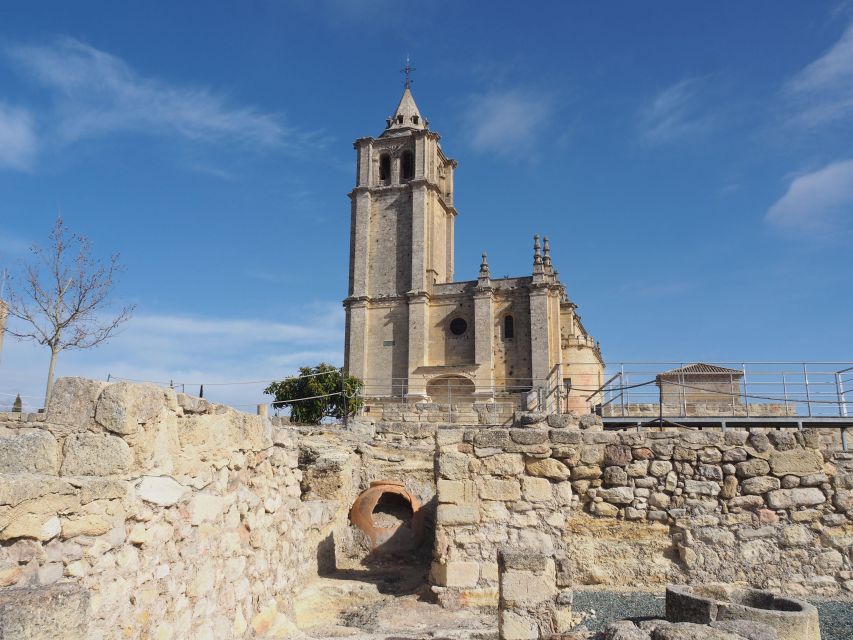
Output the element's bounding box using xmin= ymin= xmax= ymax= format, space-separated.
xmin=803 ymin=363 xmax=812 ymax=417
xmin=620 ymin=364 xmax=625 ymax=417
xmin=836 ymin=373 xmax=848 ymax=418
xmin=742 ymin=364 xmax=750 ymax=418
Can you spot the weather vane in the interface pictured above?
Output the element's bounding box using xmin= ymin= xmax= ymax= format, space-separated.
xmin=401 ymin=54 xmax=415 ymax=89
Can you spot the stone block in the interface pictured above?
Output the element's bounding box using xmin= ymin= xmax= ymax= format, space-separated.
xmin=603 ymin=466 xmax=628 ymax=487
xmin=479 ymin=478 xmax=521 ymax=501
xmin=499 ymin=610 xmax=537 ymax=640
xmin=735 ymin=459 xmax=770 ymax=479
xmin=94 ymin=382 xmax=165 ymax=435
xmin=525 ymin=458 xmax=570 ymax=480
xmin=137 ymin=475 xmax=186 ymax=506
xmin=499 ymin=550 xmax=552 ymax=572
xmin=599 ymin=487 xmax=634 ymax=504
xmin=604 ymin=444 xmax=632 ymax=466
xmin=741 ymin=476 xmax=780 ymax=495
xmin=592 ymin=501 xmax=619 ymax=517
xmin=480 ymin=453 xmax=525 ymax=476
xmin=549 ymin=429 xmax=582 ymax=444
xmin=434 ymin=561 xmax=480 ymax=587
xmin=554 ymin=481 xmax=572 ymax=505
xmin=436 ymin=504 xmax=480 ymax=525
xmin=509 ymin=429 xmax=548 ymax=445
xmin=684 ymin=480 xmax=720 ymax=496
xmin=500 ymin=568 xmax=556 ymax=606
xmin=571 ymin=465 xmax=601 ymax=480
xmin=474 ymin=429 xmax=510 ymax=448
xmin=766 ymin=487 xmax=826 ymax=509
xmin=768 ymin=449 xmax=824 ymax=477
xmin=521 ymin=476 xmax=552 ymax=502
xmin=649 ymin=461 xmax=672 ymax=477
xmin=438 ymin=452 xmax=470 ymax=480
xmin=437 ymin=479 xmax=476 ymax=504
xmin=60 ymin=433 xmax=132 ymax=476
xmin=721 ymin=475 xmax=738 ymax=499
xmin=0 ymin=583 xmax=89 ymax=639
xmin=45 ymin=377 xmax=106 ymax=433
xmin=0 ymin=431 xmax=60 ymax=474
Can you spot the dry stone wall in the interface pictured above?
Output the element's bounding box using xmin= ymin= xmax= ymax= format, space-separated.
xmin=431 ymin=415 xmax=853 ymax=607
xmin=0 ymin=377 xmax=349 ymax=640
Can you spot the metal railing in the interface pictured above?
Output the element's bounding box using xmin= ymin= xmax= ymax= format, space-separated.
xmin=595 ymin=362 xmax=852 ymax=419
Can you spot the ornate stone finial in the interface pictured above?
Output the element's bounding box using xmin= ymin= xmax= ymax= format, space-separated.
xmin=543 ymin=236 xmax=553 ymax=272
xmin=532 ymin=234 xmax=544 ymax=276
xmin=479 ymin=252 xmax=490 ymax=279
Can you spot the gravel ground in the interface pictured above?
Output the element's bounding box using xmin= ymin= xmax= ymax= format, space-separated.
xmin=571 ymin=590 xmax=853 ymax=640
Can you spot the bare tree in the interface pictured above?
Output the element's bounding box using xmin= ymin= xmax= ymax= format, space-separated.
xmin=6 ymin=218 xmax=134 ymax=408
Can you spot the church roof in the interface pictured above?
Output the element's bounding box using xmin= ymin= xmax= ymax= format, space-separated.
xmin=384 ymin=87 xmax=428 ymax=133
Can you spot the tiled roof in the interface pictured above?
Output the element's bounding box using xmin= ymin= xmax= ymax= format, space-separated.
xmin=659 ymin=363 xmax=742 ymax=376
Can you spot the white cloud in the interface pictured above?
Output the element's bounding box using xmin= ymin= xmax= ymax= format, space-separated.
xmin=785 ymin=21 xmax=853 ymax=127
xmin=6 ymin=38 xmax=290 ymax=151
xmin=766 ymin=159 xmax=853 ymax=234
xmin=0 ymin=103 xmax=38 ymax=171
xmin=640 ymin=78 xmax=716 ymax=143
xmin=0 ymin=307 xmax=344 ymax=411
xmin=461 ymin=89 xmax=554 ymax=156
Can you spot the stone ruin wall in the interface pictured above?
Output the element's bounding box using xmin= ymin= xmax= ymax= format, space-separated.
xmin=431 ymin=414 xmax=853 ymax=607
xmin=0 ymin=378 xmax=445 ymax=640
xmin=0 ymin=377 xmax=361 ymax=639
xmin=2 ymin=376 xmax=852 ymax=639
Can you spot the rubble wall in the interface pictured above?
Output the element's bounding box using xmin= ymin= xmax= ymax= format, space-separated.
xmin=0 ymin=377 xmax=348 ymax=640
xmin=431 ymin=417 xmax=853 ymax=606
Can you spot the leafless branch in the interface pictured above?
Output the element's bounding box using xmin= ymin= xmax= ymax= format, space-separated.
xmin=5 ymin=217 xmax=136 ymax=353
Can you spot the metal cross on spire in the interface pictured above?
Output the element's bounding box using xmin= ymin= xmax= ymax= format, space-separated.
xmin=401 ymin=55 xmax=415 ymax=89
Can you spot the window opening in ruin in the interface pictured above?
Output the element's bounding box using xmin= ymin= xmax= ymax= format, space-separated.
xmin=503 ymin=315 xmax=515 ymax=339
xmin=400 ymin=150 xmax=414 ymax=182
xmin=449 ymin=317 xmax=467 ymax=335
xmin=379 ymin=154 xmax=391 ymax=183
xmin=372 ymin=492 xmax=414 ymax=528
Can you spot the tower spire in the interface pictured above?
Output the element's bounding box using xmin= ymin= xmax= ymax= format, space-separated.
xmin=401 ymin=55 xmax=415 ymax=89
xmin=533 ymin=234 xmax=544 ymax=275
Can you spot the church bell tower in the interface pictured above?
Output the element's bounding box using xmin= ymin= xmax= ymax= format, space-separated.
xmin=343 ymin=80 xmax=459 ymax=397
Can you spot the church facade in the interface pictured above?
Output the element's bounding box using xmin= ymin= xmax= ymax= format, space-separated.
xmin=343 ymin=85 xmax=603 ymax=413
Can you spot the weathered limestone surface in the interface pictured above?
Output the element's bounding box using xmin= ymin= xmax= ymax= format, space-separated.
xmin=432 ymin=421 xmax=853 ymax=606
xmin=0 ymin=377 xmax=345 ymax=640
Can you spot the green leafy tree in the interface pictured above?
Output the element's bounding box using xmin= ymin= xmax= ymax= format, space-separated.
xmin=264 ymin=363 xmax=363 ymax=425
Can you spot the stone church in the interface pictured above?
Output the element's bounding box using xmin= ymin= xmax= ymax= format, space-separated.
xmin=343 ymin=83 xmax=603 ymax=413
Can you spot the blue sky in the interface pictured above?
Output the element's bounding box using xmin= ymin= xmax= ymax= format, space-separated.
xmin=1 ymin=1 xmax=852 ymax=410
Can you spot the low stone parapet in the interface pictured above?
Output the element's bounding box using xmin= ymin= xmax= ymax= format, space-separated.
xmin=432 ymin=422 xmax=853 ymax=603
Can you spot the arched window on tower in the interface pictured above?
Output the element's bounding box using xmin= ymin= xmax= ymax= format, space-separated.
xmin=379 ymin=153 xmax=391 ymax=184
xmin=503 ymin=315 xmax=515 ymax=340
xmin=400 ymin=150 xmax=414 ymax=182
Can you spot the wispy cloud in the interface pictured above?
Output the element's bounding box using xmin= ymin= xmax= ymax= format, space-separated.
xmin=0 ymin=307 xmax=344 ymax=411
xmin=5 ymin=37 xmax=295 ymax=160
xmin=784 ymin=21 xmax=853 ymax=128
xmin=766 ymin=159 xmax=853 ymax=235
xmin=460 ymin=89 xmax=554 ymax=157
xmin=640 ymin=78 xmax=717 ymax=143
xmin=0 ymin=230 xmax=32 ymax=258
xmin=0 ymin=103 xmax=38 ymax=170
